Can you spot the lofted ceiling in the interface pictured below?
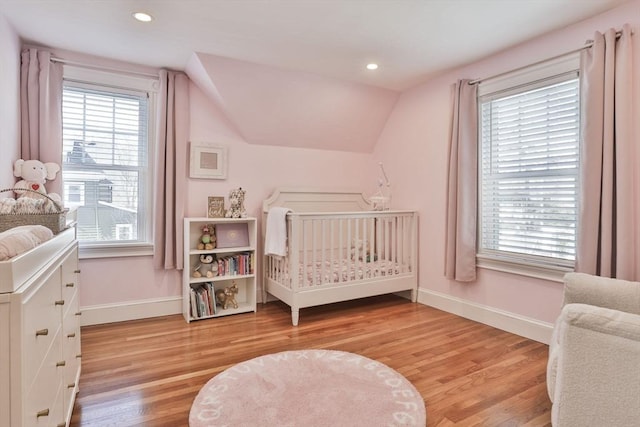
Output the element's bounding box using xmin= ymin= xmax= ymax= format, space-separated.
xmin=0 ymin=0 xmax=630 ymax=152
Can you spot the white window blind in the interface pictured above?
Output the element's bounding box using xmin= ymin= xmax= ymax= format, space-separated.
xmin=479 ymin=75 xmax=580 ymax=268
xmin=62 ymin=83 xmax=151 ymax=245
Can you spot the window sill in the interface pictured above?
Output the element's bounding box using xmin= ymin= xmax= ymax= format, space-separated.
xmin=476 ymin=254 xmax=573 ymax=283
xmin=79 ymin=243 xmax=153 ymax=259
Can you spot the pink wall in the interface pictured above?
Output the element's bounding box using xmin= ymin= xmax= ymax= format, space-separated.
xmin=0 ymin=15 xmax=21 ymax=191
xmin=374 ymin=0 xmax=640 ymax=324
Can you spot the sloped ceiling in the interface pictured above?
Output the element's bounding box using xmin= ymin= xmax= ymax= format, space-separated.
xmin=186 ymin=52 xmax=399 ymax=153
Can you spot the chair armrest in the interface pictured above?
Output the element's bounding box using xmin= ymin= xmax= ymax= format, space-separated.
xmin=561 ymin=303 xmax=640 ymax=341
xmin=563 ymin=273 xmax=640 ymax=315
xmin=551 ymin=303 xmax=640 ymax=426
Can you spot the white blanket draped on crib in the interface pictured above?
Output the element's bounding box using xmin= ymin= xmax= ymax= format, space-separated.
xmin=265 ymin=207 xmax=291 ymax=257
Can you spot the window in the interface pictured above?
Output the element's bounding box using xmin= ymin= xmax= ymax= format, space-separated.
xmin=477 ymin=56 xmax=580 ymax=274
xmin=61 ymin=66 xmax=157 ymax=257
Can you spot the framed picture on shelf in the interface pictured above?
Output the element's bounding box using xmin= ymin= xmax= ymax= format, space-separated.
xmin=216 ymin=222 xmax=249 ymax=248
xmin=207 ymin=196 xmax=225 ymax=218
xmin=189 ymin=143 xmax=227 ymax=179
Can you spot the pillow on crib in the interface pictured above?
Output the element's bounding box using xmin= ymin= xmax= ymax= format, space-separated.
xmin=0 ymin=225 xmax=54 ymax=261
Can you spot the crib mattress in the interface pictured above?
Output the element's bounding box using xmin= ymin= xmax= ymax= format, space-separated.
xmin=279 ymin=259 xmax=408 ymax=289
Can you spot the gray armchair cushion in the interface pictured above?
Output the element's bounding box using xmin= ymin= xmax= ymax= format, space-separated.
xmin=563 ymin=272 xmax=640 ymax=315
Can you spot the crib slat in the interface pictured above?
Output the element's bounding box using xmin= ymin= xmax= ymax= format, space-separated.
xmin=347 ymin=219 xmax=352 ymax=284
xmin=368 ymin=218 xmax=373 ymax=270
xmin=320 ymin=219 xmax=327 ymax=284
xmin=330 ymin=219 xmax=335 ymax=283
xmin=392 ymin=216 xmax=397 ymax=267
xmin=290 ymin=216 xmax=300 ymax=292
xmin=339 ymin=218 xmax=344 ymax=283
xmin=398 ymin=216 xmax=404 ymax=274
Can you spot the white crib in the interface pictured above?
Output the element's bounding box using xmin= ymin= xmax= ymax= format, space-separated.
xmin=262 ymin=188 xmax=418 ymax=325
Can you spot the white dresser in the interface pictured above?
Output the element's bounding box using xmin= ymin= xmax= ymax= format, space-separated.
xmin=0 ymin=228 xmax=81 ymax=427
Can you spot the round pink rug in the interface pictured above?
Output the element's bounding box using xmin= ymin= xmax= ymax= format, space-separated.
xmin=190 ymin=349 xmax=426 ymax=427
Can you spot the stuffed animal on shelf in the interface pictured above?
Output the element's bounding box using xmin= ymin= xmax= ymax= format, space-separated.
xmin=225 ymin=187 xmax=247 ymax=218
xmin=192 ymin=254 xmax=217 ymax=278
xmin=197 ymin=224 xmax=216 ymax=250
xmin=13 ymin=159 xmax=63 ymax=206
xmin=215 ymin=282 xmax=239 ymax=309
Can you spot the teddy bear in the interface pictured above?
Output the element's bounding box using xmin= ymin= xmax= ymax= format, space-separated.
xmin=225 ymin=187 xmax=247 ymax=218
xmin=13 ymin=159 xmax=63 ymax=206
xmin=197 ymin=224 xmax=216 ymax=250
xmin=215 ymin=282 xmax=239 ymax=309
xmin=192 ymin=254 xmax=217 ymax=278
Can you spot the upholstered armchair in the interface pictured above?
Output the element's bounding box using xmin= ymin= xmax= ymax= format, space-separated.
xmin=547 ymin=273 xmax=640 ymax=426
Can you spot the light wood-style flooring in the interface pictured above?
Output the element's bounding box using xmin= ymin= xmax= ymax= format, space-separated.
xmin=70 ymin=295 xmax=552 ymax=426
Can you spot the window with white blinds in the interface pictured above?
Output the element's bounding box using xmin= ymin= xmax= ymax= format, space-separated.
xmin=478 ymin=72 xmax=580 ymax=269
xmin=62 ymin=80 xmax=152 ymax=248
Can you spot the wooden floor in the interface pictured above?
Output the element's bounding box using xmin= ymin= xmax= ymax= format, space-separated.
xmin=70 ymin=295 xmax=552 ymax=427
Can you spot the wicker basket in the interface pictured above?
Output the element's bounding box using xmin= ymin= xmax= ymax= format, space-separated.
xmin=0 ymin=188 xmax=68 ymax=234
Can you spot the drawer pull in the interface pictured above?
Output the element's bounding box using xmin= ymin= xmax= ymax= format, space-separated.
xmin=75 ymin=311 xmax=82 ymax=316
xmin=74 ymin=269 xmax=81 ymax=273
xmin=68 ymin=382 xmax=76 ymax=388
xmin=76 ymin=353 xmax=82 ymax=358
xmin=66 ymin=282 xmax=75 ymax=287
xmin=36 ymin=408 xmax=49 ymax=418
xmin=57 ymin=423 xmax=66 ymax=427
xmin=67 ymin=332 xmax=76 ymax=338
xmin=35 ymin=329 xmax=49 ymax=337
xmin=56 ymin=361 xmax=66 ymax=367
xmin=55 ymin=300 xmax=65 ymax=306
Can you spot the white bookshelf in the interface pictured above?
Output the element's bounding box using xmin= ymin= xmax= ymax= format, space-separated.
xmin=183 ymin=217 xmax=257 ymax=322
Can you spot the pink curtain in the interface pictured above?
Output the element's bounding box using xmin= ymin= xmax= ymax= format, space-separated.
xmin=153 ymin=70 xmax=190 ymax=270
xmin=445 ymin=79 xmax=478 ymax=282
xmin=576 ymin=24 xmax=636 ymax=280
xmin=20 ymin=48 xmax=63 ymax=194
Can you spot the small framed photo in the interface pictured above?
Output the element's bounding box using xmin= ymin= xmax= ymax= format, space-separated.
xmin=207 ymin=196 xmax=226 ymax=218
xmin=190 ymin=143 xmax=227 ymax=179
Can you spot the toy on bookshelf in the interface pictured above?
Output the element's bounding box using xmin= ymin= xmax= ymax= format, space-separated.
xmin=224 ymin=187 xmax=247 ymax=218
xmin=215 ymin=282 xmax=239 ymax=309
xmin=197 ymin=224 xmax=216 ymax=250
xmin=192 ymin=253 xmax=217 ymax=278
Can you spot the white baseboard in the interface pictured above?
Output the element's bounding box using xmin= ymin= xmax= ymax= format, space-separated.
xmin=417 ymin=289 xmax=553 ymax=345
xmin=80 ymin=296 xmax=182 ymax=326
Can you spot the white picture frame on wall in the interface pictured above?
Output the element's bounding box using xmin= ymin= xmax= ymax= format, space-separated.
xmin=189 ymin=143 xmax=227 ymax=179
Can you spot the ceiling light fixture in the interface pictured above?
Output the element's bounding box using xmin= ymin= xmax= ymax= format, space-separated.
xmin=133 ymin=12 xmax=153 ymax=22
xmin=366 ymin=63 xmax=379 ymax=70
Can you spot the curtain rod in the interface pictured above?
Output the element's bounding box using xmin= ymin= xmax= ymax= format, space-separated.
xmin=469 ymin=29 xmax=628 ymax=85
xmin=50 ymin=56 xmax=159 ymax=79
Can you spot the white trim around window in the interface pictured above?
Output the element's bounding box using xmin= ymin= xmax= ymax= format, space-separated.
xmin=477 ymin=52 xmax=581 ymax=278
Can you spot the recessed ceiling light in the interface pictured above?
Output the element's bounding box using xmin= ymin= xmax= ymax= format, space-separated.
xmin=133 ymin=12 xmax=153 ymax=22
xmin=366 ymin=63 xmax=379 ymax=70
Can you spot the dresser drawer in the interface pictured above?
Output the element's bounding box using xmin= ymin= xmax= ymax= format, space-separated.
xmin=25 ymin=329 xmax=64 ymax=427
xmin=22 ymin=272 xmax=63 ymax=392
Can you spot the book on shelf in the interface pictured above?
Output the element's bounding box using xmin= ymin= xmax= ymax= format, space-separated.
xmin=191 ymin=282 xmax=219 ymax=319
xmin=190 ymin=288 xmax=198 ymax=318
xmin=216 ymin=252 xmax=254 ymax=277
